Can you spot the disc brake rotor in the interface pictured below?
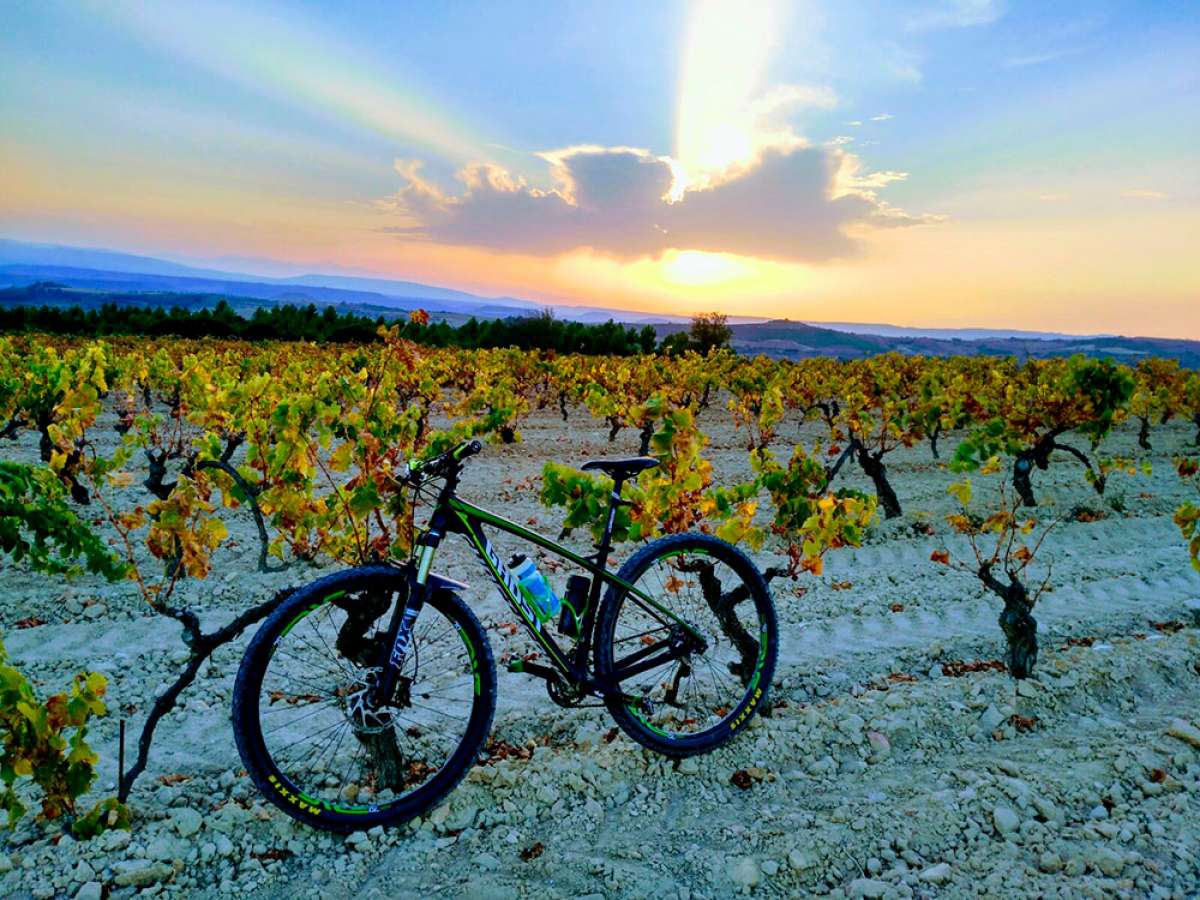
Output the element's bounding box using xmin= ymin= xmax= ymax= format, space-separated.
xmin=338 ymin=668 xmax=413 ymax=734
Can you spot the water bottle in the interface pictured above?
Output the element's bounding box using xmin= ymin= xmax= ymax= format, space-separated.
xmin=509 ymin=554 xmax=561 ymax=623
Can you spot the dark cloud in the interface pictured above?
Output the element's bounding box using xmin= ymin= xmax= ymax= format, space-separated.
xmin=386 ymin=141 xmax=934 ymax=263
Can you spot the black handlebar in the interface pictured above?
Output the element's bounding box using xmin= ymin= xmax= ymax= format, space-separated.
xmin=409 ymin=439 xmax=483 ymax=482
xmin=454 ymin=439 xmax=484 ymax=461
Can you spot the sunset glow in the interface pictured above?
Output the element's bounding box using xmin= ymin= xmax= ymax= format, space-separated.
xmin=660 ymin=251 xmax=755 ymax=287
xmin=1 ymin=2 xmax=1197 ymax=336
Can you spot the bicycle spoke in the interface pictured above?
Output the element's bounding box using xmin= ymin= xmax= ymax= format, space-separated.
xmin=254 ymin=590 xmax=482 ymax=815
xmin=607 ymin=545 xmax=769 ymax=740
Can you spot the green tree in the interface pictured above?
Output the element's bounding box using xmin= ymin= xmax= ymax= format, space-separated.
xmin=688 ymin=312 xmax=733 ymax=354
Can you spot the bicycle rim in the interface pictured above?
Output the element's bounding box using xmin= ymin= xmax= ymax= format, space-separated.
xmin=603 ymin=540 xmax=773 ymax=743
xmin=249 ymin=584 xmax=484 ymax=817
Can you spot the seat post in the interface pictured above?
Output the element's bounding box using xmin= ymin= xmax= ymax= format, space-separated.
xmin=578 ymin=456 xmax=656 ymax=566
xmin=595 ymin=473 xmax=629 ymax=565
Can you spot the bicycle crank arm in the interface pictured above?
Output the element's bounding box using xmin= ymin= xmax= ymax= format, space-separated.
xmin=506 ymin=641 xmax=685 ymax=685
xmin=507 ymin=658 xmax=643 ymax=707
xmin=506 ymin=658 xmax=563 ymax=681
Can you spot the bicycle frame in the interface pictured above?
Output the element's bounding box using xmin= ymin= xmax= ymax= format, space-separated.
xmin=373 ymin=467 xmax=705 ymax=705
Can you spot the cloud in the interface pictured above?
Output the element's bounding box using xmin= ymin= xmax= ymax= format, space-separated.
xmin=1121 ymin=189 xmax=1168 ymax=200
xmin=750 ymin=84 xmax=838 ymax=117
xmin=870 ymin=113 xmax=894 ymax=122
xmin=880 ymin=44 xmax=924 ymax=83
xmin=905 ymin=0 xmax=1004 ymax=31
xmin=385 ymin=140 xmax=937 ymax=263
xmin=1002 ymin=47 xmax=1084 ymax=68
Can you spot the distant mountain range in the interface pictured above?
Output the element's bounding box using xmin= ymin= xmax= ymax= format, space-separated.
xmin=2 ymin=238 xmax=1197 ymax=365
xmin=713 ymin=322 xmax=1200 ymax=366
xmin=0 ymin=239 xmax=683 ymax=325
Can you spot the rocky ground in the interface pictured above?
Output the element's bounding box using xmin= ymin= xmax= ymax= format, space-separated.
xmin=3 ymin=405 xmax=1199 ymax=898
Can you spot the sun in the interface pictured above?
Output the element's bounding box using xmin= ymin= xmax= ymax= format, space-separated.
xmin=660 ymin=250 xmax=751 ymax=286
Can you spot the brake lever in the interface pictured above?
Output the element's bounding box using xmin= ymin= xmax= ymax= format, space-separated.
xmin=385 ymin=459 xmax=424 ymax=489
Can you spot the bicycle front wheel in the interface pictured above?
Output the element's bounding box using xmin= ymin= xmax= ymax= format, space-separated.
xmin=595 ymin=533 xmax=778 ymax=757
xmin=232 ymin=566 xmax=496 ymax=832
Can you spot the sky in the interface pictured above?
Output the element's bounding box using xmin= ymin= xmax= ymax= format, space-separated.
xmin=1 ymin=0 xmax=1197 ymax=336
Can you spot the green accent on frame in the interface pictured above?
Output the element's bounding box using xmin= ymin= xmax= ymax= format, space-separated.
xmin=457 ymin=622 xmax=481 ymax=695
xmin=447 ymin=496 xmax=701 ymax=641
xmin=455 ymin=508 xmax=571 ymax=671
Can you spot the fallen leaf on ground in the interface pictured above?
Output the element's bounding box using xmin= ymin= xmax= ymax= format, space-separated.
xmin=940 ymin=659 xmax=1006 ymax=677
xmin=520 ymin=842 xmax=545 ymax=861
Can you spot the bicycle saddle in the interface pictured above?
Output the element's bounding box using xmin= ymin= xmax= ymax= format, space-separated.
xmin=581 ymin=457 xmax=660 ymax=477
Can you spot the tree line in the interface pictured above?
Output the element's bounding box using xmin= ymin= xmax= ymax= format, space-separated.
xmin=0 ymin=291 xmax=661 ymax=355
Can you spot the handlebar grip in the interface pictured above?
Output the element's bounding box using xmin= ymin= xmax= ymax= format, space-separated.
xmin=457 ymin=439 xmax=483 ymax=459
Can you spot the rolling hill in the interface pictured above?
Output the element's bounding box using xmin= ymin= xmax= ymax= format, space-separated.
xmin=3 ymin=238 xmax=1198 ymax=365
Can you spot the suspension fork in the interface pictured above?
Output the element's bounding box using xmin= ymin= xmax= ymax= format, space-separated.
xmin=372 ymin=514 xmax=445 ymax=705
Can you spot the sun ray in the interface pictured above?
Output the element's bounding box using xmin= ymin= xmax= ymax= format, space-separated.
xmin=104 ymin=1 xmax=485 ymax=164
xmin=675 ymin=0 xmax=783 ymax=182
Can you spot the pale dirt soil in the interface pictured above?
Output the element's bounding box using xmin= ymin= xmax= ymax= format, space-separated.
xmin=2 ymin=403 xmax=1199 ymax=899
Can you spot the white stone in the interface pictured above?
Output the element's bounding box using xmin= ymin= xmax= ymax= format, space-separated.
xmin=171 ymin=807 xmax=203 ymax=838
xmin=807 ymin=755 xmax=837 ymax=775
xmin=920 ymin=862 xmax=952 ymax=884
xmin=1038 ymin=851 xmax=1063 ymax=873
xmin=215 ymin=834 xmax=235 ymax=858
xmin=145 ymin=835 xmax=184 ymax=862
xmin=992 ymin=805 xmax=1020 ymax=835
xmin=848 ymin=877 xmax=889 ymax=898
xmin=979 ymin=705 xmax=1005 ymax=730
xmin=101 ymin=829 xmax=132 ymax=852
xmin=446 ymin=803 xmax=478 ymax=831
xmin=1087 ymin=847 xmax=1125 ymax=877
xmin=840 ymin=714 xmax=866 ymax=734
xmin=113 ymin=862 xmax=174 ymax=887
xmin=1032 ymin=795 xmax=1061 ymax=824
xmin=788 ymin=849 xmax=814 ymax=871
xmin=727 ymin=856 xmax=760 ymax=889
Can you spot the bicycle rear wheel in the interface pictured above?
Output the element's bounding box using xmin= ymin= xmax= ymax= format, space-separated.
xmin=232 ymin=566 xmax=496 ymax=832
xmin=594 ymin=533 xmax=777 ymax=757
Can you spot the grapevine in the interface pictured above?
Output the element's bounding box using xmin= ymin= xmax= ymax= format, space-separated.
xmin=1 ymin=331 xmax=1186 ymax=827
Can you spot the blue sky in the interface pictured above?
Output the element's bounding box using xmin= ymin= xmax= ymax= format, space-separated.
xmin=1 ymin=1 xmax=1197 ymax=334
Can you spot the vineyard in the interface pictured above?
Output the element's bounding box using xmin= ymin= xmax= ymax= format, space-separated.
xmin=2 ymin=330 xmax=1199 ymax=898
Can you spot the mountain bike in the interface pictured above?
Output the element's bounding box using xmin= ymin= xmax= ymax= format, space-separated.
xmin=233 ymin=439 xmax=778 ymax=832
